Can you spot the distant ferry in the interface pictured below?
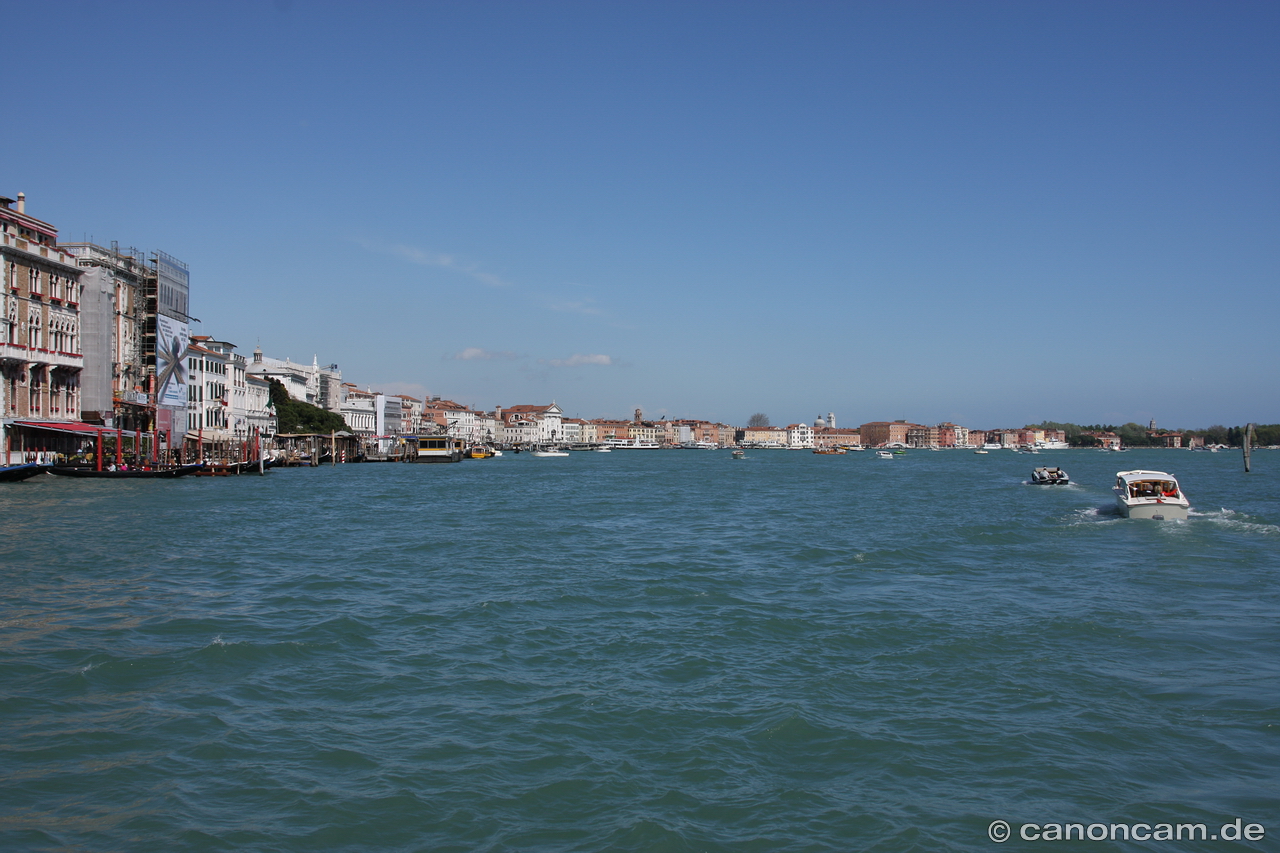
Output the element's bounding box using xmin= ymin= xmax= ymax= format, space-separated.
xmin=406 ymin=435 xmax=464 ymax=463
xmin=604 ymin=438 xmax=661 ymax=449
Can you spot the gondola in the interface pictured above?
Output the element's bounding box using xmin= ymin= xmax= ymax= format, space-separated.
xmin=0 ymin=463 xmax=50 ymax=482
xmin=47 ymin=463 xmax=205 ymax=479
xmin=194 ymin=459 xmax=272 ymax=476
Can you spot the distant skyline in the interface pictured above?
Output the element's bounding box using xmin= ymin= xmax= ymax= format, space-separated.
xmin=9 ymin=1 xmax=1278 ymax=429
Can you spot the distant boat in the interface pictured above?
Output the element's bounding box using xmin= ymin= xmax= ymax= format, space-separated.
xmin=531 ymin=446 xmax=570 ymax=457
xmin=0 ymin=462 xmax=49 ymax=482
xmin=974 ymin=450 xmax=988 ymax=455
xmin=731 ymin=449 xmax=745 ymax=459
xmin=876 ymin=451 xmax=894 ymax=459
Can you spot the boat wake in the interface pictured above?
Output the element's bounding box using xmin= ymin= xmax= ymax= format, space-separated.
xmin=1190 ymin=508 xmax=1280 ymax=535
xmin=1075 ymin=505 xmax=1123 ymax=522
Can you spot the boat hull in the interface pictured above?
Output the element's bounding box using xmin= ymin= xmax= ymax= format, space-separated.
xmin=1115 ymin=496 xmax=1189 ymax=520
xmin=0 ymin=463 xmax=49 ymax=482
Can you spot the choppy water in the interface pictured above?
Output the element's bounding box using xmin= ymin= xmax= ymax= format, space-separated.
xmin=2 ymin=448 xmax=1277 ymax=851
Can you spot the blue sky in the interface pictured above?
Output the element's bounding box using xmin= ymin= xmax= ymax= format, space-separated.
xmin=10 ymin=1 xmax=1278 ymax=429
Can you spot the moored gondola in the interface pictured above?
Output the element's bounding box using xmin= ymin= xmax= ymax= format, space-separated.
xmin=48 ymin=463 xmax=205 ymax=479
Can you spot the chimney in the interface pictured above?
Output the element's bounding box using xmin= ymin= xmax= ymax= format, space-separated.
xmin=16 ymin=192 xmax=25 ymax=214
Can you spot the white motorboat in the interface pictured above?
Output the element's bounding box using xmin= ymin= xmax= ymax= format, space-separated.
xmin=876 ymin=450 xmax=894 ymax=459
xmin=531 ymin=446 xmax=570 ymax=457
xmin=1113 ymin=470 xmax=1190 ymax=520
xmin=1030 ymin=466 xmax=1069 ymax=485
xmin=732 ymin=449 xmax=745 ymax=459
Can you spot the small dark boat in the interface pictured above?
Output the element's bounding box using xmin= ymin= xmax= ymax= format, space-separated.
xmin=1031 ymin=466 xmax=1069 ymax=485
xmin=0 ymin=463 xmax=50 ymax=482
xmin=48 ymin=463 xmax=205 ymax=479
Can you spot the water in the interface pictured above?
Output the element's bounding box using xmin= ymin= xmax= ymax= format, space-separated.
xmin=2 ymin=449 xmax=1277 ymax=851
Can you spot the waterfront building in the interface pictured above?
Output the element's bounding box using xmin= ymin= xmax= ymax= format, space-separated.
xmin=60 ymin=234 xmax=190 ymax=455
xmin=742 ymin=425 xmax=787 ymax=447
xmin=474 ymin=409 xmax=499 ymax=445
xmin=696 ymin=421 xmax=726 ymax=446
xmin=379 ymin=393 xmax=401 ymax=436
xmin=906 ymin=424 xmax=942 ymax=448
xmin=660 ymin=420 xmax=679 ymax=446
xmin=246 ymin=375 xmax=274 ymax=438
xmin=859 ymin=421 xmax=919 ymax=448
xmin=499 ymin=403 xmax=565 ymax=444
xmin=629 ymin=420 xmax=662 ymax=445
xmin=1087 ymin=431 xmax=1121 ymax=449
xmin=560 ymin=417 xmax=584 ymax=444
xmin=813 ymin=427 xmax=860 ymax=450
xmin=934 ymin=423 xmax=968 ymax=448
xmin=590 ymin=419 xmax=632 ymax=443
xmin=425 ymin=398 xmax=475 ymax=439
xmin=185 ymin=338 xmax=231 ymax=441
xmin=786 ymin=423 xmax=815 ymax=449
xmin=393 ymin=395 xmax=423 ymax=434
xmin=1 ymin=193 xmax=86 ymax=459
xmin=66 ymin=242 xmax=150 ymax=429
xmin=318 ymin=363 xmax=343 ymax=413
xmin=496 ymin=408 xmax=537 ymax=445
xmin=672 ymin=421 xmax=696 ymax=445
xmin=341 ymin=385 xmax=377 ymax=435
xmin=982 ymin=429 xmax=1020 ymax=448
xmin=248 ymin=350 xmax=321 ymax=405
xmin=193 ymin=338 xmax=249 ymax=440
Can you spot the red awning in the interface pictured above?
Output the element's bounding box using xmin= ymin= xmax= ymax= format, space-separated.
xmin=9 ymin=420 xmax=111 ymax=436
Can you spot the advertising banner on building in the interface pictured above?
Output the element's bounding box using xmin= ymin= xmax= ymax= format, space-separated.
xmin=155 ymin=314 xmax=189 ymax=408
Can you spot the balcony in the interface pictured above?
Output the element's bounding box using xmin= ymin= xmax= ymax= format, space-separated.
xmin=0 ymin=232 xmax=81 ymax=272
xmin=0 ymin=341 xmax=83 ymax=369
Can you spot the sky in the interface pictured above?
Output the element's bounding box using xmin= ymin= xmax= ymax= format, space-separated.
xmin=8 ymin=0 xmax=1278 ymax=429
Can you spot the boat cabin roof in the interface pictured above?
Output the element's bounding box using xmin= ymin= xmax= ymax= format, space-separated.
xmin=1115 ymin=469 xmax=1178 ymax=484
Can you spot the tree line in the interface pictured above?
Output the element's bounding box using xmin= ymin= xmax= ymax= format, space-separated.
xmin=269 ymin=380 xmax=350 ymax=434
xmin=1036 ymin=421 xmax=1279 ymax=448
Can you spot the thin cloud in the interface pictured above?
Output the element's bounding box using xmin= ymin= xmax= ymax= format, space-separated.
xmin=544 ymin=353 xmax=613 ymax=367
xmin=451 ymin=347 xmax=518 ymax=361
xmin=387 ymin=244 xmax=511 ymax=288
xmin=551 ymin=299 xmax=605 ymax=316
